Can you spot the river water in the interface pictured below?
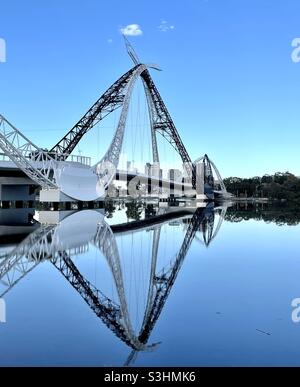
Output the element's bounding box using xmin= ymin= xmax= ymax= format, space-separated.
xmin=0 ymin=201 xmax=300 ymax=367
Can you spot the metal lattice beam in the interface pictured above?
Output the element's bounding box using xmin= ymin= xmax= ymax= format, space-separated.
xmin=49 ymin=65 xmax=145 ymax=159
xmin=140 ymin=70 xmax=196 ymax=186
xmin=51 ymin=251 xmax=137 ymax=348
xmin=0 ymin=224 xmax=56 ymax=297
xmin=49 ymin=60 xmax=195 ymax=184
xmin=0 ymin=115 xmax=58 ymax=189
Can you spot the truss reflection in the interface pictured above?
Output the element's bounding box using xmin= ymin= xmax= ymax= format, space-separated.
xmin=0 ymin=202 xmax=229 ymax=362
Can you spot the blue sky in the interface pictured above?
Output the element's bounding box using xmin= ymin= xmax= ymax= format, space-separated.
xmin=0 ymin=0 xmax=300 ymax=177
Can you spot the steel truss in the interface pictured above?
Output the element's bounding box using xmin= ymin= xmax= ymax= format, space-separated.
xmin=0 ymin=63 xmax=209 ymax=194
xmin=0 ymin=225 xmax=55 ymax=297
xmin=48 ymin=61 xmax=195 ymax=183
xmin=0 ymin=115 xmax=58 ymax=189
xmin=140 ymin=70 xmax=195 ymax=185
xmin=0 ymin=44 xmax=230 ymax=198
xmin=49 ymin=65 xmax=143 ymax=159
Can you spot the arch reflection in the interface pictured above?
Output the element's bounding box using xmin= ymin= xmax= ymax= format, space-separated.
xmin=0 ymin=202 xmax=228 ymax=364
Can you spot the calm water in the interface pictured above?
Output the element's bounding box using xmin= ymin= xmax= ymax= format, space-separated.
xmin=0 ymin=201 xmax=300 ymax=367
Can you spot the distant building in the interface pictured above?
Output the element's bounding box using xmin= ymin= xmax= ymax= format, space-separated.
xmin=168 ymin=169 xmax=182 ymax=182
xmin=145 ymin=162 xmax=162 ymax=179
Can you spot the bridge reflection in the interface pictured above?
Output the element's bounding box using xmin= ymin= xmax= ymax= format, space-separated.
xmin=0 ymin=202 xmax=229 ymax=364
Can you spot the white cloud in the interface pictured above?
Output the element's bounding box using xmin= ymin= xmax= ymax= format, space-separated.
xmin=158 ymin=20 xmax=175 ymax=32
xmin=107 ymin=38 xmax=113 ymax=44
xmin=120 ymin=24 xmax=143 ymax=36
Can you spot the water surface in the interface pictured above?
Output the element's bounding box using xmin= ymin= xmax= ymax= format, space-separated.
xmin=0 ymin=201 xmax=300 ymax=367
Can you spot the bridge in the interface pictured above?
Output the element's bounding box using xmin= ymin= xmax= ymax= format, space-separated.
xmin=0 ymin=38 xmax=231 ymax=203
xmin=0 ymin=203 xmax=228 ymax=364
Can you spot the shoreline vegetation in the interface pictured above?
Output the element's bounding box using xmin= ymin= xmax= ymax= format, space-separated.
xmin=225 ymin=202 xmax=300 ymax=226
xmin=224 ymin=172 xmax=300 ymax=204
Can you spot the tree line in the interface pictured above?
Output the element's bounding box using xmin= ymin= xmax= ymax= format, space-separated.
xmin=225 ymin=202 xmax=300 ymax=226
xmin=224 ymin=172 xmax=300 ymax=202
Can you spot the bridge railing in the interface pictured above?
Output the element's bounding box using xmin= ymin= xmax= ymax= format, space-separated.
xmin=0 ymin=150 xmax=91 ymax=168
xmin=28 ymin=151 xmax=91 ymax=166
xmin=67 ymin=154 xmax=91 ymax=166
